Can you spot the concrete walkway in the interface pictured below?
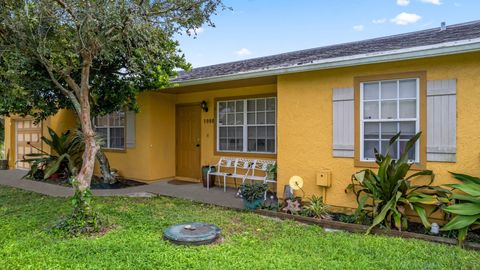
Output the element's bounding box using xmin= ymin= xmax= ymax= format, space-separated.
xmin=0 ymin=170 xmax=244 ymax=209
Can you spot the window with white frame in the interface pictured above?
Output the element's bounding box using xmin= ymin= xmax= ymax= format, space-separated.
xmin=360 ymin=78 xmax=419 ymax=162
xmin=94 ymin=111 xmax=126 ymax=150
xmin=217 ymin=97 xmax=276 ymax=153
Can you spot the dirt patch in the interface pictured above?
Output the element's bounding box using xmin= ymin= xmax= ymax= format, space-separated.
xmin=86 ymin=224 xmax=119 ymax=239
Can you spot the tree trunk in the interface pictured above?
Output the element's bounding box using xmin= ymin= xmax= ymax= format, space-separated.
xmin=96 ymin=149 xmax=116 ymax=184
xmin=75 ymin=54 xmax=98 ymax=192
xmin=89 ymin=117 xmax=116 ymax=185
xmin=76 ymin=121 xmax=98 ymax=191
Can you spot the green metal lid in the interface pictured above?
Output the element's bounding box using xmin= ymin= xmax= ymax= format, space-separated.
xmin=163 ymin=222 xmax=221 ymax=245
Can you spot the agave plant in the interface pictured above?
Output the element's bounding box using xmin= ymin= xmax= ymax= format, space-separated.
xmin=23 ymin=127 xmax=83 ymax=180
xmin=347 ymin=132 xmax=450 ymax=234
xmin=302 ymin=195 xmax=331 ymax=219
xmin=441 ymin=172 xmax=480 ymax=245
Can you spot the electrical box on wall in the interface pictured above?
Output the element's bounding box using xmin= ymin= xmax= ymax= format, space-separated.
xmin=316 ymin=170 xmax=331 ymax=187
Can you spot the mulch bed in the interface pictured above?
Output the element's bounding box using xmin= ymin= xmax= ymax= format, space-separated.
xmin=90 ymin=179 xmax=146 ymax=189
xmin=26 ymin=176 xmax=146 ymax=190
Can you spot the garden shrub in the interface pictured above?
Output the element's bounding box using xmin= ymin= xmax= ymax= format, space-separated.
xmin=52 ymin=180 xmax=105 ymax=237
xmin=347 ymin=132 xmax=450 ymax=233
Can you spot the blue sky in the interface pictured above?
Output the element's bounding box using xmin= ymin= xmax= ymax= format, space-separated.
xmin=176 ymin=0 xmax=479 ymax=68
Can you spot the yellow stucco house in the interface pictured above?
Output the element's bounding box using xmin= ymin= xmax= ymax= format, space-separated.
xmin=4 ymin=21 xmax=480 ymax=209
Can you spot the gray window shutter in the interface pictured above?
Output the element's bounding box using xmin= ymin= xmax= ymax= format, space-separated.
xmin=332 ymin=87 xmax=354 ymax=158
xmin=427 ymin=79 xmax=456 ymax=162
xmin=126 ymin=111 xmax=136 ymax=149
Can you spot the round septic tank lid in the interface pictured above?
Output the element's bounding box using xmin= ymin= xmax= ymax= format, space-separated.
xmin=163 ymin=222 xmax=221 ymax=245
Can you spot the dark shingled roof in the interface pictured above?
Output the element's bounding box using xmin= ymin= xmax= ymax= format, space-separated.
xmin=174 ymin=20 xmax=480 ymax=82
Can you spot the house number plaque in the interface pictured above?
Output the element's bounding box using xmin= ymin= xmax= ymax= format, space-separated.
xmin=203 ymin=118 xmax=215 ymax=124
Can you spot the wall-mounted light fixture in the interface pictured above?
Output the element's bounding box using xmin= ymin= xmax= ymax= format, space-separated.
xmin=201 ymin=101 xmax=208 ymax=112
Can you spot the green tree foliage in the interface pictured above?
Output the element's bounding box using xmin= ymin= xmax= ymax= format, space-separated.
xmin=0 ymin=0 xmax=225 ymax=235
xmin=0 ymin=0 xmax=224 ymax=119
xmin=0 ymin=0 xmax=225 ymax=191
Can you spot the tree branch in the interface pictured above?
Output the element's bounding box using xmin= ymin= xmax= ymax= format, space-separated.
xmin=61 ymin=70 xmax=82 ymax=98
xmin=37 ymin=55 xmax=82 ymax=116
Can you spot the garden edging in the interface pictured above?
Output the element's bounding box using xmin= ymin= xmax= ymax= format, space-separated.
xmin=255 ymin=209 xmax=480 ymax=250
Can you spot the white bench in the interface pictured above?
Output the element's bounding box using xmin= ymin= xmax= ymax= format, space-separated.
xmin=207 ymin=157 xmax=276 ymax=193
xmin=243 ymin=159 xmax=276 ymax=200
xmin=206 ymin=157 xmax=254 ymax=192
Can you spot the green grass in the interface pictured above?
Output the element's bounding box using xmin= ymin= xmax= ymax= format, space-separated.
xmin=0 ymin=186 xmax=479 ymax=269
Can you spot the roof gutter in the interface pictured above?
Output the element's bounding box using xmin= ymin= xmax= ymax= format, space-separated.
xmin=174 ymin=38 xmax=480 ymax=87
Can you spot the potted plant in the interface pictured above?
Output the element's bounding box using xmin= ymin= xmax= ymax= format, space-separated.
xmin=201 ymin=165 xmax=216 ymax=188
xmin=240 ymin=182 xmax=268 ymax=209
xmin=0 ymin=148 xmax=8 ymax=170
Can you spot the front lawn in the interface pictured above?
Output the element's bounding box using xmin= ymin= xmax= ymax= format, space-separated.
xmin=0 ymin=186 xmax=478 ymax=269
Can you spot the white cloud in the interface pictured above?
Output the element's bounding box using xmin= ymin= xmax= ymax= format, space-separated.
xmin=353 ymin=25 xmax=364 ymax=31
xmin=372 ymin=18 xmax=387 ymax=24
xmin=391 ymin=12 xmax=422 ymax=25
xmin=420 ymin=0 xmax=442 ymax=5
xmin=187 ymin=27 xmax=204 ymax=35
xmin=397 ymin=0 xmax=410 ymax=6
xmin=454 ymin=2 xmax=461 ymax=7
xmin=235 ymin=48 xmax=252 ymax=56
